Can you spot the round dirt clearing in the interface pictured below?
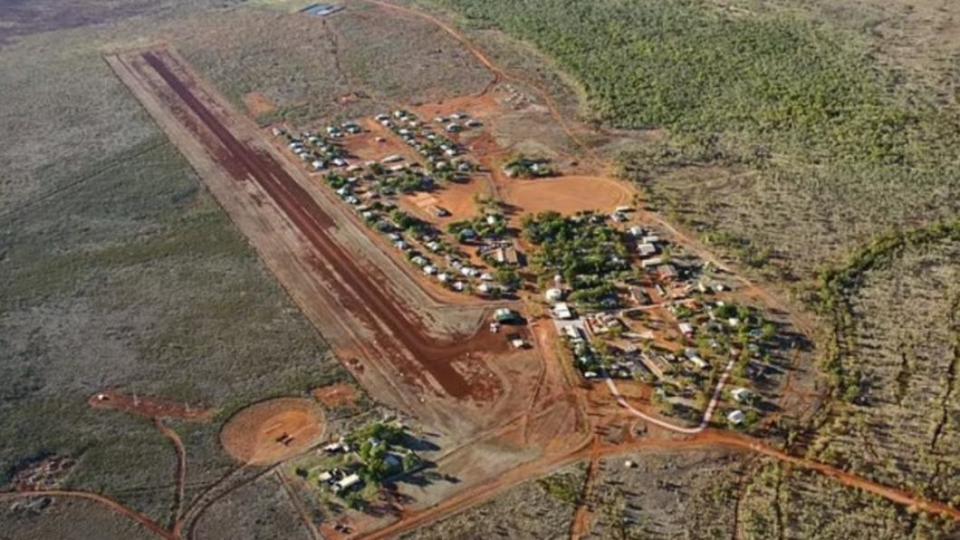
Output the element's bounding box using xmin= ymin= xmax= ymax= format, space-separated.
xmin=502 ymin=175 xmax=633 ymax=216
xmin=220 ymin=398 xmax=326 ymax=465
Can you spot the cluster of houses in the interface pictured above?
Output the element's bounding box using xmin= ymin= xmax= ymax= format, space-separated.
xmin=276 ymin=113 xmax=516 ymax=299
xmin=433 ymin=111 xmax=483 ymax=133
xmin=375 ymin=109 xmax=477 ymax=179
xmin=301 ymin=422 xmax=421 ymax=502
xmin=536 ymin=214 xmax=778 ymax=429
xmin=341 ymin=183 xmax=504 ymax=297
xmin=274 ymin=124 xmax=358 ymax=172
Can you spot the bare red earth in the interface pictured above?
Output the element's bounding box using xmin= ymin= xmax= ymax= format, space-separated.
xmin=88 ymin=390 xmax=213 ymax=422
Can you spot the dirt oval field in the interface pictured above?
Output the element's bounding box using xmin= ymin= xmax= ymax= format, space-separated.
xmin=501 ymin=175 xmax=634 ymax=216
xmin=220 ymin=398 xmax=326 ymax=465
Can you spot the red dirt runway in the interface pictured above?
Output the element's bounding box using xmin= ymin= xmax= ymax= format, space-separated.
xmin=139 ymin=50 xmax=505 ymax=401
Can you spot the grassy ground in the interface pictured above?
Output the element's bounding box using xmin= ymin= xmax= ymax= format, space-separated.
xmin=0 ymin=497 xmax=155 ymax=540
xmin=192 ymin=473 xmax=313 ymax=540
xmin=809 ymin=228 xmax=960 ymax=507
xmin=175 ymin=4 xmax=493 ymax=128
xmin=400 ymin=463 xmax=586 ymax=539
xmin=587 ymin=450 xmax=744 ymax=538
xmin=588 ymin=450 xmax=958 ymax=538
xmin=0 ymin=3 xmax=365 ymax=526
xmin=0 ymin=133 xmax=353 ymax=517
xmin=739 ymin=461 xmax=955 ymax=539
xmin=424 ymin=0 xmax=960 ymax=289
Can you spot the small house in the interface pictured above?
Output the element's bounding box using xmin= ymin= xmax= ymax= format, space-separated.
xmin=684 ymin=350 xmax=706 ymax=370
xmin=641 ymin=257 xmax=664 ymax=269
xmin=553 ymin=303 xmax=573 ymax=320
xmin=493 ymin=308 xmax=521 ymax=324
xmin=727 ymin=410 xmax=746 ymax=425
xmin=333 ymin=473 xmax=363 ymax=493
xmin=494 ymin=245 xmax=519 ymax=265
xmin=637 ymin=243 xmax=657 ymax=258
xmin=545 ymin=288 xmax=564 ymax=303
xmin=657 ymin=265 xmax=679 ymax=281
xmin=637 ymin=353 xmax=670 ymax=379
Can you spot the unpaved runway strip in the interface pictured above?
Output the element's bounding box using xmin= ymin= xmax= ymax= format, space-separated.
xmin=104 ymin=49 xmax=548 ymax=435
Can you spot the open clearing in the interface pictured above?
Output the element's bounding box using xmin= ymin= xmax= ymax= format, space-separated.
xmin=311 ymin=383 xmax=362 ymax=409
xmin=220 ymin=398 xmax=326 ymax=465
xmin=499 ymin=175 xmax=633 ymax=217
xmin=88 ymin=391 xmax=215 ymax=422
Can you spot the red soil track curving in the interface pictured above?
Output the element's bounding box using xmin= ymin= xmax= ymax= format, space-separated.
xmin=139 ymin=50 xmax=506 ymax=401
xmin=0 ymin=490 xmax=175 ymax=540
xmin=88 ymin=390 xmax=214 ymax=422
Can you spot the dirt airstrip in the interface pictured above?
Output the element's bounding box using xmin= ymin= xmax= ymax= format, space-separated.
xmin=106 ymin=47 xmax=583 ymax=501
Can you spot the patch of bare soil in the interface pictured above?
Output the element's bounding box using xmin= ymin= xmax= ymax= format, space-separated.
xmin=88 ymin=390 xmax=214 ymax=422
xmin=400 ymin=179 xmax=491 ymax=224
xmin=312 ymin=383 xmax=361 ymax=409
xmin=220 ymin=398 xmax=326 ymax=466
xmin=242 ymin=91 xmax=276 ymax=117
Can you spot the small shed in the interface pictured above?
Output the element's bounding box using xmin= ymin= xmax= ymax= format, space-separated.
xmin=545 ymin=288 xmax=564 ymax=303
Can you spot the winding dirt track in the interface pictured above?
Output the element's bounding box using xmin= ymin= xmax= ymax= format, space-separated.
xmin=365 ymin=428 xmax=960 ymax=539
xmin=154 ymin=418 xmax=187 ymax=530
xmin=0 ymin=490 xmax=175 ymax=540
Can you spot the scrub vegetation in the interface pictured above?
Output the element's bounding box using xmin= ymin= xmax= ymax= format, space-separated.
xmin=427 ymin=0 xmax=960 ymax=283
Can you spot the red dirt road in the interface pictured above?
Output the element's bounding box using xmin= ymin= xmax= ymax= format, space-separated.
xmin=88 ymin=390 xmax=213 ymax=422
xmin=138 ymin=50 xmax=504 ymax=401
